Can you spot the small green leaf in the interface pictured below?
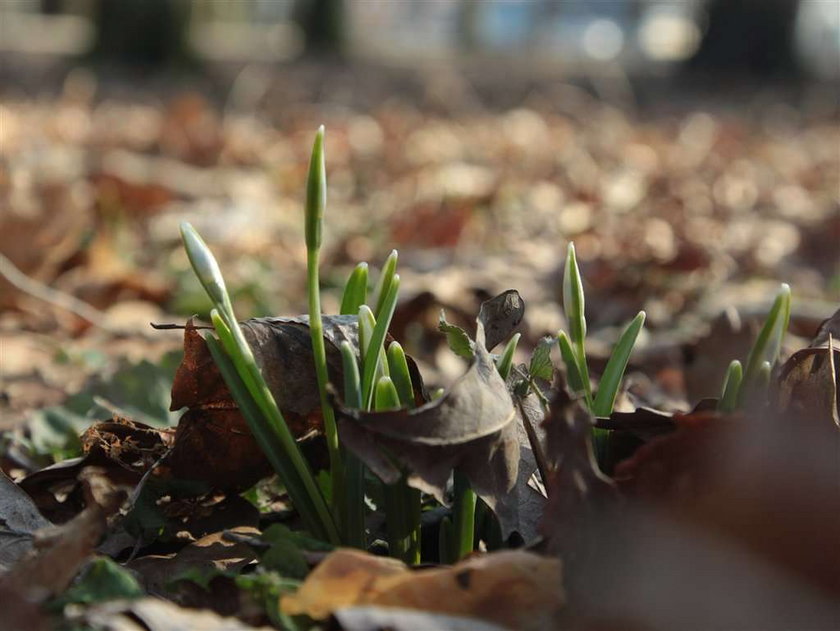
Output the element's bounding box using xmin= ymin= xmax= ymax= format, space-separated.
xmin=374 ymin=376 xmax=402 ymax=411
xmin=592 ymin=311 xmax=646 ymax=418
xmin=495 ymin=333 xmax=520 ymax=381
xmin=557 ymin=330 xmax=590 ymax=404
xmin=438 ymin=310 xmax=475 ymax=358
xmin=372 ymin=250 xmax=399 ymax=320
xmin=387 ymin=342 xmax=415 ymax=408
xmin=743 ymin=283 xmax=791 ymax=384
xmin=340 ymin=262 xmax=369 ymax=316
xmin=719 ymin=360 xmax=743 ymax=413
xmin=340 ymin=341 xmax=362 ymax=409
xmin=235 ymin=571 xmax=303 ymax=631
xmin=50 ymin=558 xmax=143 ymax=609
xmin=360 ymin=276 xmax=401 ymax=410
xmin=563 ymin=243 xmax=587 ymax=355
xmin=529 ymin=335 xmax=555 ymax=382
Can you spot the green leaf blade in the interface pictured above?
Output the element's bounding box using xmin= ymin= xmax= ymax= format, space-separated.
xmin=592 ymin=311 xmax=646 ymax=418
xmin=340 ymin=262 xmax=369 ymax=316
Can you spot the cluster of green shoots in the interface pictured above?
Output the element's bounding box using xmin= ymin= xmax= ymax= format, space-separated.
xmin=180 ymin=125 xmax=791 ymax=561
xmin=556 ymin=243 xmax=646 ymax=464
xmin=718 ymin=283 xmax=791 ymax=412
xmin=181 ymin=128 xmax=473 ymax=561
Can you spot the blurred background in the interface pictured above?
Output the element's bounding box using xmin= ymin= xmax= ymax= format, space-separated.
xmin=1 ymin=0 xmax=839 ymax=427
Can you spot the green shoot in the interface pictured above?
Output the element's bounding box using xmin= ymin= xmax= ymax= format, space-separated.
xmin=742 ymin=283 xmax=791 ymax=389
xmin=719 ymin=360 xmax=743 ymax=413
xmin=303 ymin=127 xmax=343 ymax=510
xmin=592 ymin=311 xmax=646 ymax=418
xmin=387 ymin=342 xmax=414 ymax=409
xmin=557 ymin=330 xmax=590 ymax=405
xmin=495 ymin=333 xmax=520 ymax=381
xmin=340 ymin=262 xmax=368 ymax=316
xmin=563 ymin=243 xmax=592 ymax=401
xmin=359 ymin=277 xmax=401 ymax=410
xmin=374 ymin=376 xmax=401 ymax=410
xmin=372 ymin=250 xmax=398 ymax=319
xmin=180 ymin=223 xmax=337 ymax=543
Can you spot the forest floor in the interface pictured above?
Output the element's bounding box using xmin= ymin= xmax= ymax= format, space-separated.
xmin=1 ymin=64 xmax=838 ymax=630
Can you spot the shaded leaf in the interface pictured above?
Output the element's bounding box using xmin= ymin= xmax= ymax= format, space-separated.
xmin=1 ymin=468 xmax=127 ymax=602
xmin=128 ymin=527 xmax=258 ymax=595
xmin=0 ymin=470 xmax=51 ymax=571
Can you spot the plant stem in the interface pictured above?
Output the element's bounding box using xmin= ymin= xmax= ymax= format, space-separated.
xmin=339 ymin=341 xmax=365 ymax=549
xmin=304 ymin=128 xmax=343 ymax=518
xmin=307 ymin=248 xmax=343 ymax=514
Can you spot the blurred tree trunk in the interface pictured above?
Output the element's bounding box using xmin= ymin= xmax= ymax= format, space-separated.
xmin=686 ymin=0 xmax=801 ymax=77
xmin=297 ymin=0 xmax=345 ymax=56
xmin=90 ymin=0 xmax=190 ymax=66
xmin=457 ymin=0 xmax=481 ymax=52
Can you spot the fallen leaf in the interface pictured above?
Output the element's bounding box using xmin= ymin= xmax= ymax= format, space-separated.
xmin=20 ymin=416 xmax=173 ymax=523
xmin=1 ymin=468 xmax=126 ymax=602
xmin=280 ymin=548 xmax=564 ymax=631
xmin=128 ymin=527 xmax=259 ymax=596
xmin=166 ymin=315 xmax=426 ymax=489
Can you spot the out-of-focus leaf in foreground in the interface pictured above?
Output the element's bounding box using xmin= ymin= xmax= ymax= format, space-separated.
xmin=280 ymin=548 xmax=564 ymax=631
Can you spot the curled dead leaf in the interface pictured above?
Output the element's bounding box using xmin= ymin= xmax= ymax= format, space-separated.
xmin=335 ymin=291 xmax=523 ymax=516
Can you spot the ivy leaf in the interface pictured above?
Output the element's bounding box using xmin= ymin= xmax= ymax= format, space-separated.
xmin=438 ymin=310 xmax=475 ymax=358
xmin=528 ymin=336 xmax=555 ymax=383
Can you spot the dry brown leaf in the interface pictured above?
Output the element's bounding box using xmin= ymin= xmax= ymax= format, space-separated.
xmin=280 ymin=548 xmax=564 ymax=631
xmin=165 ymin=315 xmax=425 ymax=490
xmin=19 ymin=416 xmax=172 ymax=523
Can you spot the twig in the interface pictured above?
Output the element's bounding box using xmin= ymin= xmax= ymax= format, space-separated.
xmin=0 ymin=252 xmax=115 ymax=332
